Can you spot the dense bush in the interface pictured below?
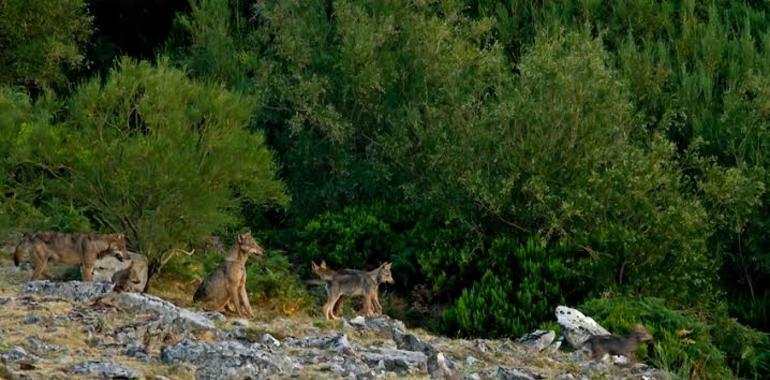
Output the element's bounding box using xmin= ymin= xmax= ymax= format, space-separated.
xmin=442 ymin=238 xmax=576 ymax=338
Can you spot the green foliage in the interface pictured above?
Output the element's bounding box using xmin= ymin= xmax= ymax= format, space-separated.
xmin=582 ymin=297 xmax=770 ymax=379
xmin=0 ymin=0 xmax=92 ymax=89
xmin=443 ymin=270 xmax=521 ymax=338
xmin=443 ymin=238 xmax=574 ymax=338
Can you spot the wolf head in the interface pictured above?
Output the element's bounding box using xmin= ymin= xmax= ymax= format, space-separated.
xmin=377 ymin=262 xmax=395 ymax=284
xmin=237 ymin=232 xmax=264 ymax=257
xmin=311 ymin=260 xmax=336 ymax=280
xmin=106 ymin=233 xmax=129 ymax=262
xmin=630 ymin=324 xmax=653 ymax=343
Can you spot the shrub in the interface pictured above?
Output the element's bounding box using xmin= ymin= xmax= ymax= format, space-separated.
xmin=442 ymin=238 xmax=576 ymax=338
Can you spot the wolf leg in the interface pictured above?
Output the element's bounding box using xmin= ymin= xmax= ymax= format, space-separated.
xmin=239 ymin=283 xmax=254 ymax=318
xmin=81 ymin=263 xmax=95 ymax=282
xmin=324 ymin=293 xmax=342 ymax=320
xmin=30 ymin=245 xmax=48 ymax=281
xmin=333 ymin=297 xmax=344 ymax=318
xmin=227 ymin=284 xmax=243 ymax=316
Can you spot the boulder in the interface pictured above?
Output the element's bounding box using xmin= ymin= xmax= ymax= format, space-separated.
xmin=555 ymin=306 xmax=610 ymax=349
xmin=427 ymin=352 xmax=458 ymax=380
xmin=518 ymin=330 xmax=555 ymax=352
xmin=95 ymin=292 xmax=217 ymax=331
xmin=70 ymin=361 xmax=141 ymax=379
xmin=360 ymin=347 xmax=427 ymax=372
xmin=23 ymin=280 xmax=112 ymax=303
xmin=161 ymin=338 xmax=294 ymax=379
xmin=93 ymin=251 xmax=148 ymax=292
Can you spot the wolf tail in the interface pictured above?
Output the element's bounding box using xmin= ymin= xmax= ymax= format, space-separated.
xmin=13 ymin=244 xmax=25 ymax=267
xmin=193 ymin=281 xmax=206 ymax=302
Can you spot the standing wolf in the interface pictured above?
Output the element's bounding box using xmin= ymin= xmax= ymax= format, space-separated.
xmin=14 ymin=232 xmax=128 ymax=281
xmin=193 ymin=232 xmax=264 ymax=317
xmin=312 ymin=260 xmax=394 ymax=320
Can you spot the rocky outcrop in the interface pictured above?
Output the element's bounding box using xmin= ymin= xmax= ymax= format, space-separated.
xmin=2 ymin=270 xmax=664 ymax=380
xmin=96 ymin=291 xmax=218 ymax=331
xmin=161 ymin=339 xmax=295 ymax=380
xmin=23 ymin=280 xmax=113 ymax=303
xmin=555 ymin=305 xmax=611 ymax=349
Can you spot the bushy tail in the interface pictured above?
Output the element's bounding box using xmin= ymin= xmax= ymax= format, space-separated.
xmin=13 ymin=244 xmax=26 ymax=267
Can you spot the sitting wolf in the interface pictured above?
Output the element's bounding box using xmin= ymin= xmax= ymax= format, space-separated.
xmin=193 ymin=232 xmax=264 ymax=317
xmin=14 ymin=232 xmax=128 ymax=281
xmin=584 ymin=324 xmax=654 ymax=361
xmin=312 ymin=260 xmax=394 ymax=320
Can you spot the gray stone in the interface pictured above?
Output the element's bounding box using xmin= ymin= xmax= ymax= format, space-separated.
xmin=161 ymin=338 xmax=294 ymax=379
xmin=93 ymin=252 xmax=148 ymax=292
xmin=555 ymin=306 xmax=610 ymax=349
xmin=363 ymin=316 xmax=407 ymax=336
xmin=428 ymin=352 xmax=458 ymax=380
xmin=261 ymin=333 xmax=281 ymax=347
xmin=57 ymin=355 xmax=73 ymax=364
xmin=394 ymin=333 xmax=433 ymax=354
xmin=465 ymin=356 xmax=480 ymax=366
xmin=360 ymin=347 xmax=427 ymax=373
xmin=23 ymin=280 xmax=113 ymax=303
xmin=0 ymin=347 xmax=35 ymax=363
xmin=96 ymin=292 xmax=217 ymax=331
xmin=22 ymin=315 xmax=41 ymax=325
xmin=349 ymin=316 xmax=366 ymax=326
xmin=518 ymin=330 xmax=555 ymax=352
xmin=70 ymin=361 xmax=141 ymax=379
xmin=481 ymin=366 xmax=537 ymax=380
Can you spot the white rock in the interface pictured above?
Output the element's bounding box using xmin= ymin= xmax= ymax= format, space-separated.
xmin=555 ymin=306 xmax=610 ymax=349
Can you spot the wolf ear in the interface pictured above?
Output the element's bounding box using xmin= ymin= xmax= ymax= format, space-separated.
xmin=311 ymin=261 xmax=319 ymax=271
xmin=320 ymin=260 xmax=327 ymax=268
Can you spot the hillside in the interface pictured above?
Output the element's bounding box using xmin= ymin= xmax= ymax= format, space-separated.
xmin=0 ymin=257 xmax=661 ymax=380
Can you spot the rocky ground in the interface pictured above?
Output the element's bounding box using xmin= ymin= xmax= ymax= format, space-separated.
xmin=0 ymin=258 xmax=665 ymax=380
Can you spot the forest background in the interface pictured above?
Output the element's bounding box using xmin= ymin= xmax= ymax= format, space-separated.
xmin=2 ymin=0 xmax=770 ymax=378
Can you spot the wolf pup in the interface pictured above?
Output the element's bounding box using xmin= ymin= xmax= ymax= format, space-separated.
xmin=193 ymin=232 xmax=264 ymax=317
xmin=14 ymin=232 xmax=128 ymax=281
xmin=111 ymin=260 xmax=142 ymax=293
xmin=584 ymin=324 xmax=654 ymax=361
xmin=312 ymin=261 xmax=394 ymax=320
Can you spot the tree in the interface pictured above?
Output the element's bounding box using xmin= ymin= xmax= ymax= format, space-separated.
xmin=0 ymin=0 xmax=92 ymax=90
xmin=1 ymin=58 xmax=287 ymax=276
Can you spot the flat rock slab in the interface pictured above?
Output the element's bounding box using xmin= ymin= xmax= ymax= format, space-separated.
xmin=360 ymin=347 xmax=428 ymax=372
xmin=555 ymin=305 xmax=610 ymax=349
xmin=518 ymin=330 xmax=556 ymax=352
xmin=70 ymin=360 xmax=141 ymax=379
xmin=97 ymin=292 xmax=217 ymax=331
xmin=23 ymin=281 xmax=113 ymax=303
xmin=161 ymin=338 xmax=294 ymax=380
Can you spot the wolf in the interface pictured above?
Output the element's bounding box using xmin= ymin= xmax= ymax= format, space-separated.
xmin=14 ymin=232 xmax=128 ymax=281
xmin=111 ymin=260 xmax=142 ymax=293
xmin=312 ymin=260 xmax=394 ymax=320
xmin=583 ymin=324 xmax=654 ymax=361
xmin=193 ymin=232 xmax=264 ymax=317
